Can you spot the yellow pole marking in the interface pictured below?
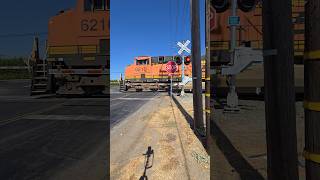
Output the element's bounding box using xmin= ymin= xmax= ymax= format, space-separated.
xmin=304 ymin=150 xmax=320 ymax=164
xmin=304 ymin=101 xmax=320 ymax=112
xmin=304 ymin=50 xmax=320 ymax=60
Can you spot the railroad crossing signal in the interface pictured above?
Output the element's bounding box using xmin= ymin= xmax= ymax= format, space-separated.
xmin=177 ymin=40 xmax=191 ymax=55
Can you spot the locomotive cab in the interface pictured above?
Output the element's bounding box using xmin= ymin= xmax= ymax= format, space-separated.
xmin=84 ymin=0 xmax=109 ymax=11
xmin=45 ymin=0 xmax=110 ymax=95
xmin=135 ymin=57 xmax=151 ymax=65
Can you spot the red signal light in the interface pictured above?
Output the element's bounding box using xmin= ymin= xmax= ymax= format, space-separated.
xmin=184 ymin=56 xmax=191 ymax=65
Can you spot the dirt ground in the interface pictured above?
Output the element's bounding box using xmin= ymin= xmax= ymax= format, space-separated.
xmin=211 ymin=99 xmax=305 ymax=179
xmin=177 ymin=93 xmax=306 ymax=179
xmin=110 ymin=93 xmax=209 ymax=180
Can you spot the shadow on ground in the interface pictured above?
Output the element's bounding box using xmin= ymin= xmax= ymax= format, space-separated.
xmin=139 ymin=146 xmax=154 ymax=180
xmin=172 ymin=95 xmax=264 ymax=180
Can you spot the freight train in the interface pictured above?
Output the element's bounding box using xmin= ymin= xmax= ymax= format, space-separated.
xmin=121 ymin=56 xmax=206 ymax=92
xmin=30 ymin=0 xmax=110 ymax=95
xmin=210 ymin=0 xmax=305 ymax=94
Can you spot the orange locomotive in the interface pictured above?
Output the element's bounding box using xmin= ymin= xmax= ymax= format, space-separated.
xmin=210 ymin=0 xmax=304 ymax=63
xmin=31 ymin=0 xmax=110 ymax=95
xmin=122 ymin=56 xmax=206 ymax=91
xmin=209 ymin=0 xmax=305 ymax=94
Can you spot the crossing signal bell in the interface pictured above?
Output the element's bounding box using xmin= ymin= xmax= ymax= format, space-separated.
xmin=184 ymin=56 xmax=191 ymax=65
xmin=211 ymin=0 xmax=258 ymax=13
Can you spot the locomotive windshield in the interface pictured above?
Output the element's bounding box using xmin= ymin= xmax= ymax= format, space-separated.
xmin=136 ymin=59 xmax=149 ymax=65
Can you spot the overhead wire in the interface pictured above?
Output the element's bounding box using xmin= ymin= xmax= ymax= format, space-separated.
xmin=167 ymin=0 xmax=175 ymax=55
xmin=180 ymin=0 xmax=189 ymax=44
xmin=169 ymin=0 xmax=190 ymax=55
xmin=0 ymin=32 xmax=47 ymax=38
xmin=175 ymin=0 xmax=180 ymax=49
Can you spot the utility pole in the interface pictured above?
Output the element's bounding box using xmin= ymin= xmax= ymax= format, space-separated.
xmin=191 ymin=0 xmax=204 ymax=135
xmin=205 ymin=0 xmax=211 ymax=148
xmin=262 ymin=0 xmax=298 ymax=179
xmin=304 ymin=1 xmax=320 ymax=179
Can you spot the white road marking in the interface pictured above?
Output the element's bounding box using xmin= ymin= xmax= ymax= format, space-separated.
xmin=110 ymin=92 xmax=123 ymax=94
xmin=23 ymin=115 xmax=107 ymax=121
xmin=117 ymin=98 xmax=155 ymax=100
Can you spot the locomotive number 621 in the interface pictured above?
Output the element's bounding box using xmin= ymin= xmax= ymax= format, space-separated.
xmin=81 ymin=18 xmax=105 ymax=31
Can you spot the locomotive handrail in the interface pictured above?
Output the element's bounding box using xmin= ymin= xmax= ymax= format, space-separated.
xmin=47 ymin=44 xmax=101 ymax=55
xmin=211 ymin=40 xmax=304 ymax=54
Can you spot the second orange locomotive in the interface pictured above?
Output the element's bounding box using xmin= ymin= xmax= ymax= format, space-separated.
xmin=122 ymin=56 xmax=205 ymax=91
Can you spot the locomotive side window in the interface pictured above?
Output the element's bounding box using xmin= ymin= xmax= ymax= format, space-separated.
xmin=151 ymin=57 xmax=158 ymax=64
xmin=164 ymin=56 xmax=173 ymax=63
xmin=84 ymin=0 xmax=108 ymax=11
xmin=94 ymin=0 xmax=104 ymax=10
xmin=84 ymin=0 xmax=93 ymax=11
xmin=106 ymin=0 xmax=110 ymax=10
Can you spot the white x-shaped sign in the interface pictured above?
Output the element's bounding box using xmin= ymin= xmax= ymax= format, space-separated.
xmin=177 ymin=40 xmax=191 ymax=55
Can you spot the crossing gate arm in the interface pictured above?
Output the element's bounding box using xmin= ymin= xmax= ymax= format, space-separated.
xmin=221 ymin=47 xmax=264 ymax=75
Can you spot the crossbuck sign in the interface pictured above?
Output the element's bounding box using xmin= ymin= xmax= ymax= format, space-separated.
xmin=177 ymin=40 xmax=191 ymax=55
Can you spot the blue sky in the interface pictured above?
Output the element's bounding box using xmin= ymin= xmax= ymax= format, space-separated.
xmin=0 ymin=0 xmax=205 ymax=80
xmin=0 ymin=1 xmax=76 ymax=57
xmin=111 ymin=0 xmax=206 ymax=79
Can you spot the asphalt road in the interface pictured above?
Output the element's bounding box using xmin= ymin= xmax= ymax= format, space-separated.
xmin=0 ymin=80 xmax=157 ymax=180
xmin=110 ymin=88 xmax=159 ymax=127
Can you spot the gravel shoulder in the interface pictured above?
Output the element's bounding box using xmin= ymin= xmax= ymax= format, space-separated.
xmin=110 ymin=93 xmax=209 ymax=180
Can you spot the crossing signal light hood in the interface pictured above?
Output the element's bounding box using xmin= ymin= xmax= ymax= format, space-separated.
xmin=237 ymin=0 xmax=258 ymax=12
xmin=210 ymin=0 xmax=230 ymax=13
xmin=174 ymin=56 xmax=182 ymax=65
xmin=211 ymin=0 xmax=258 ymax=13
